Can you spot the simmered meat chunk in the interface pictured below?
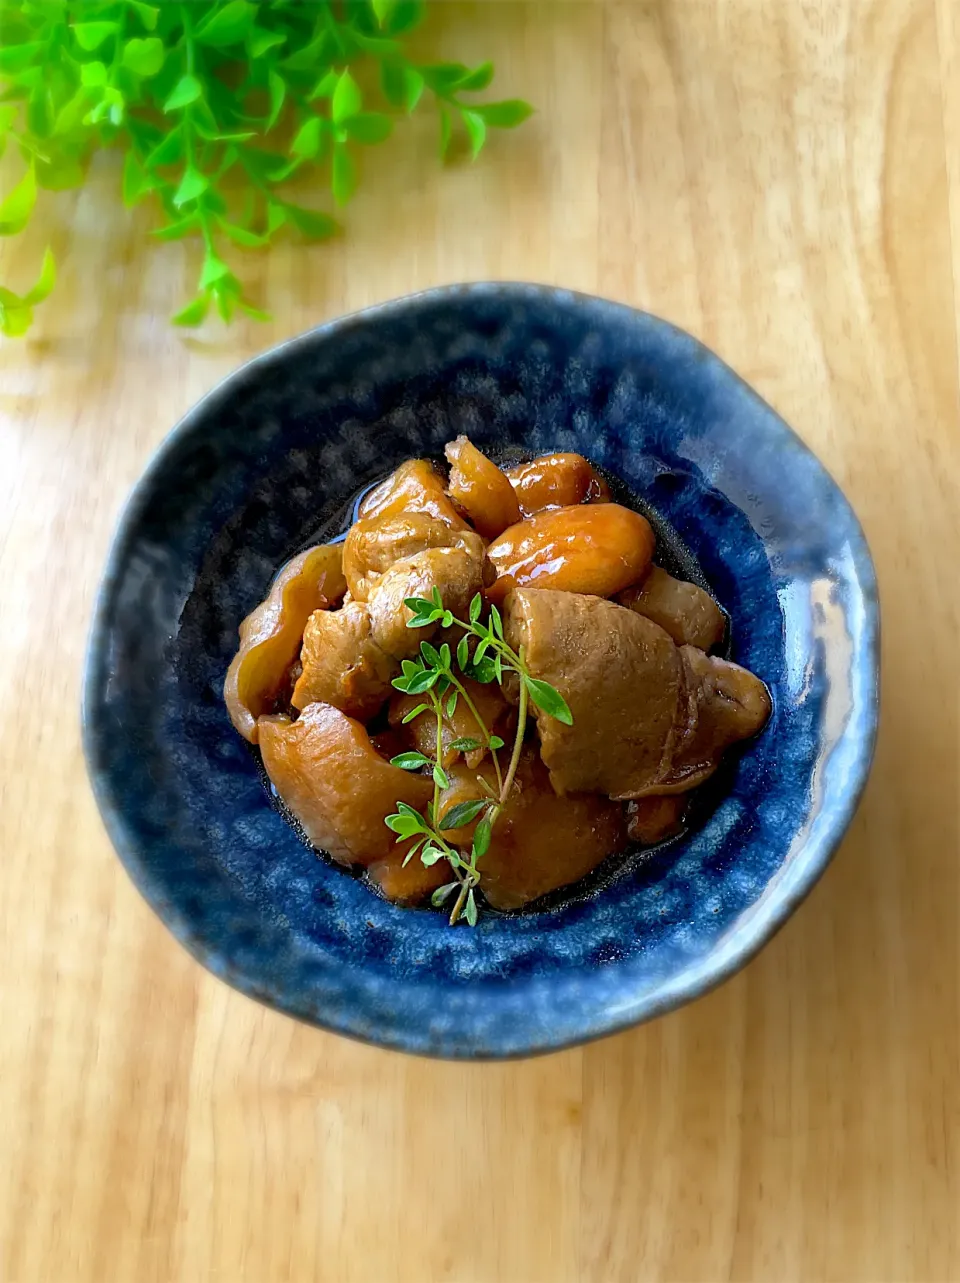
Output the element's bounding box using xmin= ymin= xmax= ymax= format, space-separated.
xmin=505 ymin=453 xmax=610 ymax=516
xmin=486 ymin=504 xmax=654 ymax=604
xmin=258 ymin=703 xmax=431 ymax=865
xmin=343 ymin=513 xmax=485 ymax=602
xmin=436 ymin=752 xmax=626 ymax=910
xmin=618 ymin=565 xmax=725 ymax=651
xmin=367 ymin=849 xmax=449 ymax=905
xmin=505 ymin=588 xmax=770 ymax=799
xmin=224 ymin=543 xmax=346 ymax=743
xmin=653 ymin=646 xmax=772 ymax=793
xmin=367 ymin=545 xmax=486 ymax=659
xmin=358 ymin=459 xmax=466 ymax=528
xmin=505 ymin=589 xmax=682 ymax=797
xmin=291 ymin=601 xmax=397 ymax=721
xmin=445 ymin=436 xmax=521 ymax=538
xmin=625 ymin=795 xmax=687 ymax=844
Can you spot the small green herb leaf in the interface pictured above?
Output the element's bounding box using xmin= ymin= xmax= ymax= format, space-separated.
xmin=525 ymin=677 xmax=573 ymax=724
xmin=432 ymin=763 xmax=449 ymax=790
xmin=431 ymin=881 xmax=458 ymax=907
xmin=445 ymin=689 xmax=458 ymax=718
xmin=439 ymin=799 xmax=487 ymax=830
xmin=472 ymin=818 xmax=492 ymax=859
xmin=488 ymin=735 xmax=505 ymax=751
xmin=448 ymin=737 xmax=481 ymax=753
xmin=390 ymin=751 xmax=431 ymax=771
xmin=401 ymin=702 xmax=429 ymax=725
xmin=464 ymin=887 xmax=478 ymax=926
xmin=420 ymin=844 xmax=445 ymax=867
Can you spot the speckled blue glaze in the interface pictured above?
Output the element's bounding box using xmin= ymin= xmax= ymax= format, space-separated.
xmin=82 ymin=283 xmax=879 ymax=1059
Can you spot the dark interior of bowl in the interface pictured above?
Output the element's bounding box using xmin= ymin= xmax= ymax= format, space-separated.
xmin=83 ymin=284 xmax=878 ymax=1057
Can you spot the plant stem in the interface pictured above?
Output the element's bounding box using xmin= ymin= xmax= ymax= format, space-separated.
xmin=445 ymin=672 xmax=504 ymax=794
xmin=499 ymin=675 xmax=528 ymax=806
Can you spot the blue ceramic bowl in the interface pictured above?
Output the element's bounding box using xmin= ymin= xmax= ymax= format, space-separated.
xmin=83 ymin=283 xmax=878 ymax=1059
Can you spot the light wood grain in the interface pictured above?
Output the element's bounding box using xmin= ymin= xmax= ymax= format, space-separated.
xmin=1 ymin=3 xmax=958 ymax=1281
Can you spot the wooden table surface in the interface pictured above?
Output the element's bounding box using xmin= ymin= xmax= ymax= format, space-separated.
xmin=2 ymin=3 xmax=959 ymax=1281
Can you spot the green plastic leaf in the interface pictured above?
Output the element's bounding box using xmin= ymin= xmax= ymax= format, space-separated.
xmin=146 ymin=127 xmax=184 ymax=167
xmin=448 ymin=737 xmax=481 ymax=753
xmin=380 ymin=62 xmax=404 ymax=108
xmin=308 ymin=69 xmax=338 ymax=101
xmin=291 ymin=115 xmax=322 ymax=158
xmin=195 ymin=1 xmax=255 ymax=47
xmin=164 ymin=74 xmax=203 ymax=113
xmin=346 ymin=112 xmax=392 ymax=145
xmin=462 ymin=109 xmax=486 ymax=159
xmin=331 ymin=69 xmax=361 ymax=125
xmin=331 ymin=144 xmax=356 ymax=206
xmin=72 ymin=21 xmax=119 ymax=52
xmin=281 ymin=33 xmax=333 ymax=72
xmin=439 ymin=799 xmax=487 ymax=831
xmin=36 ymin=156 xmax=85 ymax=192
xmin=171 ymin=294 xmax=209 ymax=327
xmin=128 ymin=3 xmax=160 ymax=31
xmin=430 ymin=882 xmax=458 ymax=908
xmin=267 ymin=201 xmax=286 ymax=234
xmin=525 ymin=677 xmax=573 ymax=725
xmin=21 ymin=247 xmax=55 ymax=305
xmin=248 ymin=27 xmax=285 ymax=59
xmin=199 ymin=252 xmax=231 ymax=290
xmin=472 ymin=818 xmax=492 ymax=859
xmin=0 ymin=303 xmax=33 ymax=337
xmin=151 ymin=213 xmax=199 ymax=240
xmin=0 ymin=105 xmax=16 ymax=132
xmin=122 ymin=37 xmax=164 ymax=78
xmin=464 ymin=888 xmax=478 ymax=926
xmin=52 ymin=90 xmax=87 ymax=136
xmin=384 ymin=0 xmax=425 ymax=35
xmin=237 ymin=300 xmax=271 ymax=322
xmin=0 ymin=165 xmax=36 ymax=236
xmin=219 ymin=221 xmax=264 ymax=248
xmin=266 ymin=68 xmax=285 ymax=129
xmin=122 ymin=150 xmax=151 ymax=206
xmin=402 ymin=66 xmax=425 ymax=112
xmin=390 ymin=751 xmax=431 ymax=771
xmin=283 ymin=205 xmax=339 ymax=239
xmin=475 ymin=99 xmax=535 ymax=129
xmin=372 ymin=0 xmax=396 ymax=27
xmin=0 ymin=43 xmax=42 ymax=73
xmin=80 ymin=61 xmax=108 ymax=87
xmin=422 ymin=62 xmax=470 ymax=94
xmin=173 ymin=167 xmax=208 ymax=206
xmin=400 ymin=703 xmax=429 ymax=725
xmin=457 ymin=61 xmax=494 ymax=92
xmin=432 ymin=763 xmax=449 ymax=790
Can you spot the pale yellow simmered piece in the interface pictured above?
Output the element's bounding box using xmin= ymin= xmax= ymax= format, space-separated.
xmin=258 ymin=702 xmax=432 ymax=866
xmin=358 ymin=458 xmax=466 ymax=528
xmin=485 ymin=503 xmax=655 ymax=604
xmin=223 ymin=543 xmax=346 ymax=743
xmin=444 ymin=435 xmax=521 ymax=539
xmin=505 ymin=452 xmax=610 ymax=516
xmin=618 ymin=565 xmax=726 ymax=651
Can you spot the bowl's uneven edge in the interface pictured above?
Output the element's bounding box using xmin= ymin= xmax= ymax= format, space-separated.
xmin=81 ymin=282 xmax=881 ymax=1059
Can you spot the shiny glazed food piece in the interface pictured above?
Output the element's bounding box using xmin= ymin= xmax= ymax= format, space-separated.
xmin=390 ymin=677 xmax=509 ymax=768
xmin=358 ymin=459 xmax=466 ymax=528
xmin=486 ymin=504 xmax=655 ymax=604
xmin=436 ymin=753 xmax=627 ymax=910
xmin=444 ymin=435 xmax=521 ymax=539
xmin=343 ymin=512 xmax=485 ymax=602
xmin=223 ymin=543 xmax=346 ymax=743
xmin=618 ymin=565 xmax=726 ymax=651
xmin=367 ymin=849 xmax=449 ymax=905
xmin=367 ymin=545 xmax=486 ymax=659
xmin=258 ymin=702 xmax=432 ymax=865
xmin=625 ymin=795 xmax=687 ymax=844
xmin=505 ymin=588 xmax=770 ymax=798
xmin=291 ymin=601 xmax=396 ymax=721
xmin=505 ymin=452 xmax=610 ymax=516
